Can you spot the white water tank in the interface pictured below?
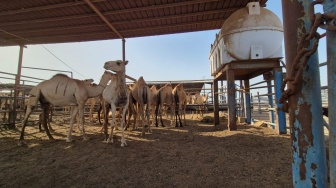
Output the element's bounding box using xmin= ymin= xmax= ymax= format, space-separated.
xmin=221 ymin=2 xmax=283 ymax=60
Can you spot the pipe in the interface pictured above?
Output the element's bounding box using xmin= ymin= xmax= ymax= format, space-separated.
xmin=282 ymin=0 xmax=328 ymax=186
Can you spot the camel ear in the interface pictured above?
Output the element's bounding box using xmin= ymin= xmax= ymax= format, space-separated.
xmin=125 ymin=60 xmax=129 ymax=65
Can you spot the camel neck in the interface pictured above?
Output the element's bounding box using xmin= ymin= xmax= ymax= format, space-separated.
xmin=117 ymin=71 xmax=127 ymax=98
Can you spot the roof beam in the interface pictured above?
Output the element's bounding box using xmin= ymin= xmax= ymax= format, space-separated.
xmin=4 ymin=18 xmax=225 ymax=43
xmin=7 ymin=8 xmax=236 ymax=35
xmin=84 ymin=0 xmax=123 ymax=39
xmin=0 ymin=0 xmax=106 ymax=16
xmin=0 ymin=0 xmax=234 ymax=27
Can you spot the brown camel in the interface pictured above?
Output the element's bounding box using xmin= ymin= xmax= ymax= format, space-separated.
xmin=101 ymin=60 xmax=129 ymax=147
xmin=19 ymin=71 xmax=112 ymax=144
xmin=155 ymin=83 xmax=175 ymax=127
xmin=172 ymin=83 xmax=187 ymax=127
xmin=131 ymin=76 xmax=152 ymax=136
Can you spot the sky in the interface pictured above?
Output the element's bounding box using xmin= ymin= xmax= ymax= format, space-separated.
xmin=0 ymin=1 xmax=328 ymax=96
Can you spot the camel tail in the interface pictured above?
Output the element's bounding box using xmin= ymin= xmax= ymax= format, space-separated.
xmin=155 ymin=90 xmax=161 ymax=115
xmin=142 ymin=87 xmax=148 ymax=104
xmin=174 ymin=92 xmax=179 ymax=114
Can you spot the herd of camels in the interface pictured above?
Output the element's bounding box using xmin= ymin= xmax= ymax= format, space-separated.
xmin=19 ymin=60 xmax=208 ymax=147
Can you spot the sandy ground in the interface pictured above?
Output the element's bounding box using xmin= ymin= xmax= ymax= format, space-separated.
xmin=0 ymin=113 xmax=292 ymax=187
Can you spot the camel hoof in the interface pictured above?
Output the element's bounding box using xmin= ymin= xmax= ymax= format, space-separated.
xmin=18 ymin=140 xmax=25 ymax=146
xmin=121 ymin=142 xmax=127 ymax=147
xmin=66 ymin=138 xmax=75 ymax=143
xmin=106 ymin=138 xmax=113 ymax=144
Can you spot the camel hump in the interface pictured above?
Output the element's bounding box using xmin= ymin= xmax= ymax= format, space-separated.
xmin=52 ymin=73 xmax=69 ymax=79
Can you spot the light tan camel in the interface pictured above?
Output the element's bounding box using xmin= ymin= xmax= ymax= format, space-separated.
xmin=101 ymin=60 xmax=129 ymax=147
xmin=191 ymin=91 xmax=203 ymax=119
xmin=131 ymin=76 xmax=152 ymax=136
xmin=19 ymin=72 xmax=112 ymax=143
xmin=155 ymin=83 xmax=175 ymax=127
xmin=172 ymin=83 xmax=187 ymax=127
xmin=38 ymin=78 xmax=95 ymax=132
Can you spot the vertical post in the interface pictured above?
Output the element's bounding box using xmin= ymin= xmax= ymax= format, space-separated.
xmin=122 ymin=39 xmax=126 ymax=61
xmin=227 ymin=69 xmax=236 ymax=130
xmin=213 ymin=79 xmax=219 ymax=126
xmin=244 ymin=79 xmax=251 ymax=124
xmin=240 ymin=80 xmax=245 ymax=117
xmin=273 ymin=67 xmax=287 ymax=134
xmin=257 ymin=92 xmax=261 ymax=114
xmin=282 ymin=0 xmax=328 ymax=187
xmin=325 ymin=0 xmax=336 ymax=186
xmin=12 ymin=45 xmax=25 ymax=127
xmin=266 ymin=78 xmax=275 ymax=123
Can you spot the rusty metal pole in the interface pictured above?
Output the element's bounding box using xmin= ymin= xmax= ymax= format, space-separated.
xmin=244 ymin=79 xmax=251 ymax=124
xmin=12 ymin=45 xmax=25 ymax=127
xmin=282 ymin=0 xmax=328 ymax=187
xmin=227 ymin=69 xmax=236 ymax=130
xmin=324 ymin=1 xmax=336 ymax=186
xmin=213 ymin=79 xmax=219 ymax=126
xmin=273 ymin=67 xmax=287 ymax=134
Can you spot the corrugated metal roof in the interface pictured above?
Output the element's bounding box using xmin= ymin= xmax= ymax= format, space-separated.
xmin=0 ymin=0 xmax=267 ymax=46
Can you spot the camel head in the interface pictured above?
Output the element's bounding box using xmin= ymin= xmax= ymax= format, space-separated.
xmin=104 ymin=60 xmax=128 ymax=72
xmin=83 ymin=78 xmax=94 ymax=85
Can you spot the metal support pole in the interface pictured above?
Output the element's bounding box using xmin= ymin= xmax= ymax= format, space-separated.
xmin=240 ymin=80 xmax=245 ymax=117
xmin=227 ymin=69 xmax=236 ymax=130
xmin=12 ymin=45 xmax=25 ymax=127
xmin=273 ymin=67 xmax=287 ymax=134
xmin=244 ymin=79 xmax=251 ymax=124
xmin=282 ymin=0 xmax=328 ymax=186
xmin=213 ymin=79 xmax=219 ymax=126
xmin=266 ymin=80 xmax=275 ymax=123
xmin=324 ymin=1 xmax=336 ymax=186
xmin=122 ymin=39 xmax=126 ymax=61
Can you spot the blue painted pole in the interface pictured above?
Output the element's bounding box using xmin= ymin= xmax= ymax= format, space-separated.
xmin=266 ymin=80 xmax=275 ymax=124
xmin=282 ymin=0 xmax=328 ymax=187
xmin=244 ymin=79 xmax=251 ymax=124
xmin=324 ymin=1 xmax=336 ymax=186
xmin=273 ymin=67 xmax=287 ymax=134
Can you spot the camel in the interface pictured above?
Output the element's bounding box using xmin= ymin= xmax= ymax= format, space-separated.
xmin=155 ymin=83 xmax=175 ymax=127
xmin=36 ymin=78 xmax=95 ymax=133
xmin=101 ymin=60 xmax=129 ymax=147
xmin=172 ymin=83 xmax=187 ymax=127
xmin=19 ymin=71 xmax=112 ymax=143
xmin=130 ymin=76 xmax=152 ymax=136
xmin=191 ymin=91 xmax=203 ymax=119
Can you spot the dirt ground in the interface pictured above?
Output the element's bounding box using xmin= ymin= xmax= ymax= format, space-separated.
xmin=0 ymin=113 xmax=292 ymax=188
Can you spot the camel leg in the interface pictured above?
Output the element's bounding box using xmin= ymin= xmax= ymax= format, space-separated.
xmin=66 ymin=106 xmax=78 ymax=142
xmin=107 ymin=104 xmax=116 ymax=144
xmin=78 ymin=104 xmax=89 ymax=141
xmin=146 ymin=104 xmax=152 ymax=133
xmin=159 ymin=105 xmax=165 ymax=127
xmin=183 ymin=104 xmax=186 ymax=126
xmin=19 ymin=105 xmax=35 ymax=142
xmin=41 ymin=103 xmax=54 ymax=140
xmin=102 ymin=102 xmax=110 ymax=141
xmin=140 ymin=104 xmax=146 ymax=136
xmin=120 ymin=105 xmax=128 ymax=147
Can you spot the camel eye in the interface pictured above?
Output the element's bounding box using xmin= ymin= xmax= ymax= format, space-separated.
xmin=117 ymin=62 xmax=121 ymax=66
